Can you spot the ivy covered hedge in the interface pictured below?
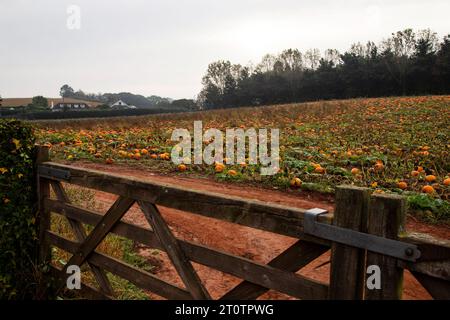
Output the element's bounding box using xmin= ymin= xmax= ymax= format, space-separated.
xmin=0 ymin=119 xmax=39 ymax=299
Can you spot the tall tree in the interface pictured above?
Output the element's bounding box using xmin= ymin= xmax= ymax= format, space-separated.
xmin=59 ymin=84 xmax=74 ymax=98
xmin=30 ymin=96 xmax=49 ymax=110
xmin=198 ymin=28 xmax=450 ymax=110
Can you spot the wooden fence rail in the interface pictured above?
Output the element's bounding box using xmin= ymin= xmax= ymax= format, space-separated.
xmin=36 ymin=146 xmax=450 ymax=300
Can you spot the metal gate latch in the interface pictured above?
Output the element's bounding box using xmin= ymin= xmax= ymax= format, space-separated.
xmin=304 ymin=208 xmax=421 ymax=262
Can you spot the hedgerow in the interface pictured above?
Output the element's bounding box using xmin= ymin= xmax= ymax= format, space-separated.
xmin=0 ymin=119 xmax=39 ymax=299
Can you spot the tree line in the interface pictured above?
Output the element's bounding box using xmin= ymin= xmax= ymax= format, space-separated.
xmin=198 ymin=29 xmax=450 ymax=109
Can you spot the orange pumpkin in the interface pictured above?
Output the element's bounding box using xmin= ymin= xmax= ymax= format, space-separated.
xmin=290 ymin=177 xmax=302 ymax=187
xmin=397 ymin=181 xmax=407 ymax=190
xmin=215 ymin=163 xmax=225 ymax=173
xmin=422 ymin=185 xmax=435 ymax=194
xmin=314 ymin=166 xmax=326 ymax=174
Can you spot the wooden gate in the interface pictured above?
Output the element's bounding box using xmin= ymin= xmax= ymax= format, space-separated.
xmin=36 ymin=146 xmax=450 ymax=300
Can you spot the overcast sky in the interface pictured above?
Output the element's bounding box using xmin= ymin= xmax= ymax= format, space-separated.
xmin=0 ymin=0 xmax=449 ymax=99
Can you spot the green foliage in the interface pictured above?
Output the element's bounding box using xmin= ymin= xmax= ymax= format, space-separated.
xmin=31 ymin=96 xmax=49 ymax=110
xmin=0 ymin=119 xmax=38 ymax=299
xmin=407 ymin=194 xmax=450 ymax=223
xmin=60 ymin=84 xmax=74 ymax=98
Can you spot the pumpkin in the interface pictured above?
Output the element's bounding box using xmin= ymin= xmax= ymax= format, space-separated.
xmin=425 ymin=175 xmax=436 ymax=182
xmin=397 ymin=181 xmax=407 ymax=190
xmin=215 ymin=163 xmax=225 ymax=173
xmin=444 ymin=178 xmax=450 ymax=186
xmin=290 ymin=177 xmax=302 ymax=187
xmin=422 ymin=185 xmax=435 ymax=194
xmin=178 ymin=164 xmax=187 ymax=171
xmin=228 ymin=170 xmax=237 ymax=176
xmin=314 ymin=166 xmax=325 ymax=174
xmin=351 ymin=168 xmax=360 ymax=175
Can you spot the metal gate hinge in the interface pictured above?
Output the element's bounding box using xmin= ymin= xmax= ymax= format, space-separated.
xmin=304 ymin=208 xmax=421 ymax=262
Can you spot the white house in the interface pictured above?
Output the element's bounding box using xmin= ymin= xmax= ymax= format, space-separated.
xmin=110 ymin=100 xmax=137 ymax=109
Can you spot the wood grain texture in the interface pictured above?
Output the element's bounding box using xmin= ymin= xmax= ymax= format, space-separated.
xmin=47 ymin=198 xmax=328 ymax=299
xmin=365 ymin=193 xmax=405 ymax=300
xmin=47 ymin=231 xmax=192 ymax=300
xmin=220 ymin=240 xmax=329 ymax=300
xmin=50 ymin=181 xmax=114 ymax=296
xmin=38 ymin=162 xmax=332 ymax=241
xmin=139 ymin=201 xmax=210 ymax=299
xmin=329 ymin=185 xmax=369 ymax=300
xmin=58 ymin=196 xmax=134 ymax=292
xmin=411 ymin=271 xmax=450 ymax=300
xmin=36 ymin=146 xmax=51 ymax=265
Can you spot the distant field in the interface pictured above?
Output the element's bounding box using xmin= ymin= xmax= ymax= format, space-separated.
xmin=36 ymin=96 xmax=450 ymax=221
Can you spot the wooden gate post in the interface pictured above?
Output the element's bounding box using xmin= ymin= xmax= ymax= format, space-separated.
xmin=329 ymin=185 xmax=369 ymax=299
xmin=365 ymin=193 xmax=406 ymax=300
xmin=36 ymin=145 xmax=51 ymax=265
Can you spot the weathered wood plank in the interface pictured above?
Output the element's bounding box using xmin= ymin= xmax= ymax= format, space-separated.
xmin=220 ymin=240 xmax=329 ymax=300
xmin=411 ymin=271 xmax=450 ymax=300
xmin=36 ymin=146 xmax=51 ymax=265
xmin=47 ymin=231 xmax=192 ymax=300
xmin=365 ymin=193 xmax=405 ymax=300
xmin=50 ymin=181 xmax=114 ymax=296
xmin=402 ymin=260 xmax=450 ymax=281
xmin=180 ymin=237 xmax=329 ymax=300
xmin=329 ymin=185 xmax=369 ymax=300
xmin=38 ymin=162 xmax=332 ymax=241
xmin=46 ymin=198 xmax=328 ymax=299
xmin=398 ymin=233 xmax=450 ymax=281
xmin=59 ymin=196 xmax=135 ymax=287
xmin=139 ymin=201 xmax=211 ymax=300
xmin=401 ymin=232 xmax=450 ymax=261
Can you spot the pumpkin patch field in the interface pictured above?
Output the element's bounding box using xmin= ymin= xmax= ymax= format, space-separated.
xmin=35 ymin=96 xmax=450 ymax=222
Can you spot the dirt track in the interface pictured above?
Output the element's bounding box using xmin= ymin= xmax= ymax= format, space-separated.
xmin=73 ymin=162 xmax=449 ymax=300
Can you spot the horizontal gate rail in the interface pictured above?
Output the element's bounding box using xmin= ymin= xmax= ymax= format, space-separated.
xmin=35 ymin=148 xmax=450 ymax=300
xmin=38 ymin=162 xmax=332 ymax=243
xmin=45 ymin=198 xmax=329 ymax=300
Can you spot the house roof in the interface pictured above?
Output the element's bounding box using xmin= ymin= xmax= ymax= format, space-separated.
xmin=0 ymin=97 xmax=103 ymax=108
xmin=111 ymin=99 xmax=129 ymax=106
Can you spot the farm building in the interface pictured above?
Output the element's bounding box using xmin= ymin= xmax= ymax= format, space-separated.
xmin=0 ymin=97 xmax=103 ymax=111
xmin=110 ymin=99 xmax=137 ymax=109
xmin=51 ymin=101 xmax=89 ymax=112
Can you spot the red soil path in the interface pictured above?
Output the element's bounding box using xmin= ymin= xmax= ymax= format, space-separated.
xmin=73 ymin=162 xmax=449 ymax=300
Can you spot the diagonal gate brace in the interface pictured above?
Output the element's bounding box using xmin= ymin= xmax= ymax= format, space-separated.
xmin=304 ymin=208 xmax=421 ymax=262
